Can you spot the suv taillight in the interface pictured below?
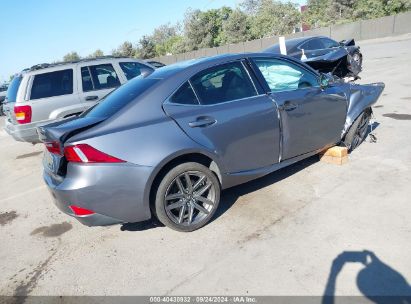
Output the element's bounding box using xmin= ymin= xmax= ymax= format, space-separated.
xmin=14 ymin=105 xmax=32 ymax=124
xmin=64 ymin=144 xmax=125 ymax=163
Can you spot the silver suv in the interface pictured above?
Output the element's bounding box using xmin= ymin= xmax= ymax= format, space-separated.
xmin=4 ymin=57 xmax=155 ymax=143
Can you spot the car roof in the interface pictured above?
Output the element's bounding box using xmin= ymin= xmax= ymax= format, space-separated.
xmin=264 ymin=36 xmax=331 ymax=52
xmin=24 ymin=57 xmax=153 ymax=75
xmin=146 ymin=52 xmax=318 ymax=80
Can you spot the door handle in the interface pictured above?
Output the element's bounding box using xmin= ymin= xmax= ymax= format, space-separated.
xmin=85 ymin=95 xmax=98 ymax=101
xmin=280 ymin=101 xmax=298 ymax=111
xmin=189 ymin=116 xmax=217 ymax=128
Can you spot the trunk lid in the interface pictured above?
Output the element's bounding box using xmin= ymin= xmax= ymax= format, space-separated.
xmin=38 ymin=116 xmax=105 ymax=177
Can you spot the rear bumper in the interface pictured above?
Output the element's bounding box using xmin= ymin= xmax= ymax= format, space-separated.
xmin=43 ymin=161 xmax=154 ymax=226
xmin=4 ymin=119 xmax=54 ymax=143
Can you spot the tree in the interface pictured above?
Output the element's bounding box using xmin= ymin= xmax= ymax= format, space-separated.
xmin=249 ymin=0 xmax=301 ymax=38
xmin=221 ymin=9 xmax=251 ymax=44
xmin=240 ymin=0 xmax=262 ymax=15
xmin=136 ymin=35 xmax=156 ymax=59
xmin=353 ymin=0 xmax=411 ymax=20
xmin=88 ymin=49 xmax=104 ymax=58
xmin=304 ymin=0 xmax=411 ymax=28
xmin=184 ymin=7 xmax=232 ymax=51
xmin=112 ymin=41 xmax=136 ymax=57
xmin=151 ymin=23 xmax=183 ymax=56
xmin=152 ymin=23 xmax=180 ymax=45
xmin=155 ymin=35 xmax=185 ymax=56
xmin=63 ymin=51 xmax=81 ymax=62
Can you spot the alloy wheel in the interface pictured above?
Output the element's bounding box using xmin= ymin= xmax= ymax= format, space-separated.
xmin=164 ymin=171 xmax=216 ymax=227
xmin=351 ymin=113 xmax=369 ymax=149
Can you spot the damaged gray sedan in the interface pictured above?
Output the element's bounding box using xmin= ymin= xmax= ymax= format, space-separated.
xmin=39 ymin=53 xmax=384 ymax=232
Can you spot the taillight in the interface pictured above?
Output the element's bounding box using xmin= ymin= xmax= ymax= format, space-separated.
xmin=64 ymin=144 xmax=125 ymax=163
xmin=69 ymin=205 xmax=95 ymax=216
xmin=14 ymin=105 xmax=32 ymax=124
xmin=44 ymin=141 xmax=61 ymax=155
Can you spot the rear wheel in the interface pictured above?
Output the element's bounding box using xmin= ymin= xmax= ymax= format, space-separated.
xmin=343 ymin=109 xmax=371 ymax=151
xmin=154 ymin=162 xmax=220 ymax=232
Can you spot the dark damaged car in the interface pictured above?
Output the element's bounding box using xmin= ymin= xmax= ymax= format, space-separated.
xmin=265 ymin=36 xmax=362 ymax=79
xmin=38 ymin=53 xmax=384 ymax=232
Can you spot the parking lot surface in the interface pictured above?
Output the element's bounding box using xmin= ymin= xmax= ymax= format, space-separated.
xmin=0 ymin=34 xmax=410 ymax=297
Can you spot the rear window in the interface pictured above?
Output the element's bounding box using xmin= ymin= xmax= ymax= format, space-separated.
xmin=31 ymin=69 xmax=73 ymax=100
xmin=5 ymin=75 xmax=22 ymax=102
xmin=84 ymin=77 xmax=159 ymax=118
xmin=300 ymin=39 xmax=325 ymax=50
xmin=170 ymin=82 xmax=199 ymax=105
xmin=321 ymin=38 xmax=339 ymax=48
xmin=119 ymin=62 xmax=154 ymax=80
xmin=81 ymin=64 xmax=121 ymax=92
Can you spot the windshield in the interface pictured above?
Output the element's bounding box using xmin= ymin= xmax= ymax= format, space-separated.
xmin=84 ymin=77 xmax=159 ymax=119
xmin=5 ymin=75 xmax=22 ymax=103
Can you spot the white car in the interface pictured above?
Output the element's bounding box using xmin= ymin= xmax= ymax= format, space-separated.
xmin=0 ymin=83 xmax=8 ymax=115
xmin=4 ymin=57 xmax=155 ymax=143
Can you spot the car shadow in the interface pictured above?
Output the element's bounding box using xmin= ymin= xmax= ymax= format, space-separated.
xmin=120 ymin=219 xmax=164 ymax=232
xmin=212 ymin=155 xmax=319 ymax=222
xmin=322 ymin=250 xmax=411 ymax=304
xmin=120 ymin=155 xmax=318 ymax=232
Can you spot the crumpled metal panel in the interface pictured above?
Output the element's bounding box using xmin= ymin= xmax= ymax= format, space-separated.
xmin=342 ymin=82 xmax=385 ymax=136
xmin=304 ymin=46 xmax=362 ymax=78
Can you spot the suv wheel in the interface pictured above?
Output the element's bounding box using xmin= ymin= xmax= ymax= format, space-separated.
xmin=155 ymin=162 xmax=220 ymax=232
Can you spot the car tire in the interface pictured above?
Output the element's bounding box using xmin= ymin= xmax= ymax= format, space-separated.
xmin=343 ymin=108 xmax=371 ymax=152
xmin=154 ymin=162 xmax=221 ymax=232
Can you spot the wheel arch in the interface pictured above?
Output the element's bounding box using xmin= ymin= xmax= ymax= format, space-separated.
xmin=146 ymin=151 xmax=223 ymax=215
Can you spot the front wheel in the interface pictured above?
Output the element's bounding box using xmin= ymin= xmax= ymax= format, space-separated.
xmin=343 ymin=109 xmax=371 ymax=151
xmin=154 ymin=162 xmax=221 ymax=232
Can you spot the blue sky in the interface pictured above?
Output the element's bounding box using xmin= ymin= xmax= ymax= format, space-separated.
xmin=0 ymin=0 xmax=305 ymax=82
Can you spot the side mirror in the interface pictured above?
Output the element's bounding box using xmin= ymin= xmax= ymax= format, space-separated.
xmin=319 ymin=73 xmax=329 ymax=89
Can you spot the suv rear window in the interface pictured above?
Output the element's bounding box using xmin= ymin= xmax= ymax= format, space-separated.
xmin=81 ymin=64 xmax=120 ymax=91
xmin=119 ymin=62 xmax=153 ymax=80
xmin=84 ymin=78 xmax=159 ymax=118
xmin=31 ymin=69 xmax=73 ymax=100
xmin=5 ymin=75 xmax=22 ymax=102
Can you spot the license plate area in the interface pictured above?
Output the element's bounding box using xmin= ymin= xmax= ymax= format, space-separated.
xmin=43 ymin=150 xmax=62 ymax=175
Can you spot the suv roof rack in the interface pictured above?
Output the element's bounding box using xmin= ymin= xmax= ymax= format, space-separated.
xmin=29 ymin=56 xmax=134 ymax=71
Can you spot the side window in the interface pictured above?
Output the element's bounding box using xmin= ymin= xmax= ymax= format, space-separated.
xmin=321 ymin=38 xmax=339 ymax=48
xmin=81 ymin=64 xmax=120 ymax=92
xmin=170 ymin=82 xmax=199 ymax=105
xmin=31 ymin=69 xmax=73 ymax=100
xmin=300 ymin=39 xmax=324 ymax=50
xmin=253 ymin=58 xmax=319 ymax=92
xmin=190 ymin=61 xmax=256 ymax=105
xmin=81 ymin=67 xmax=93 ymax=92
xmin=119 ymin=62 xmax=153 ymax=80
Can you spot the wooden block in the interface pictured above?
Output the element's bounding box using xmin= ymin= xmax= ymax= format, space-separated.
xmin=320 ymin=146 xmax=348 ymax=158
xmin=319 ymin=154 xmax=348 ymax=165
